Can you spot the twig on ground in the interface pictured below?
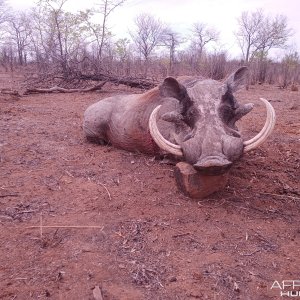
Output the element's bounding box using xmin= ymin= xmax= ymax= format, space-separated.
xmin=260 ymin=192 xmax=300 ymax=201
xmin=26 ymin=225 xmax=104 ymax=229
xmin=17 ymin=210 xmax=37 ymax=214
xmin=84 ymin=149 xmax=95 ymax=165
xmin=40 ymin=215 xmax=43 ymax=238
xmin=62 ymin=157 xmax=80 ymax=162
xmin=24 ymin=215 xmax=104 ymax=234
xmin=1 ymin=88 xmax=20 ymax=96
xmin=172 ymin=232 xmax=191 ymax=238
xmin=0 ymin=194 xmax=19 ymax=198
xmin=238 ymin=249 xmax=261 ymax=256
xmin=98 ymin=182 xmax=112 ymax=201
xmin=64 ymin=170 xmax=74 ymax=178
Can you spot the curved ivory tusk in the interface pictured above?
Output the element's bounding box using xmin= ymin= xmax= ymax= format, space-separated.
xmin=243 ymin=98 xmax=276 ymax=152
xmin=149 ymin=105 xmax=183 ymax=157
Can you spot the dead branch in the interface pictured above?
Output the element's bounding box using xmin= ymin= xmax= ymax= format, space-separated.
xmin=0 ymin=193 xmax=19 ymax=197
xmin=172 ymin=232 xmax=191 ymax=238
xmin=26 ymin=225 xmax=105 ymax=229
xmin=1 ymin=89 xmax=20 ymax=96
xmin=23 ymin=81 xmax=107 ymax=95
xmin=79 ymin=74 xmax=157 ymax=89
xmin=98 ymin=182 xmax=112 ymax=201
xmin=22 ymin=73 xmax=157 ymax=96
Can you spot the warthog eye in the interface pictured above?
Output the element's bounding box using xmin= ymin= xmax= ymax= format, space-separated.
xmin=219 ymin=104 xmax=235 ymax=124
xmin=184 ymin=106 xmax=199 ymax=127
xmin=220 ymin=90 xmax=239 ymax=125
xmin=222 ymin=90 xmax=237 ymax=108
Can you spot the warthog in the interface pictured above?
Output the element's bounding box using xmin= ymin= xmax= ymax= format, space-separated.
xmin=83 ymin=67 xmax=275 ymax=176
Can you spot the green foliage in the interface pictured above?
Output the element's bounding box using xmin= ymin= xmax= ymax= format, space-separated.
xmin=282 ymin=51 xmax=299 ymax=68
xmin=252 ymin=50 xmax=268 ymax=61
xmin=115 ymin=38 xmax=130 ymax=60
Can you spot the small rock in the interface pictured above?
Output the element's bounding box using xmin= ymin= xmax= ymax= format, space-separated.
xmin=234 ymin=281 xmax=240 ymax=292
xmin=174 ymin=162 xmax=229 ymax=199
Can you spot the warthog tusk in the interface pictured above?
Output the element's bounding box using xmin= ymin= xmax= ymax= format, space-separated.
xmin=243 ymin=98 xmax=276 ymax=152
xmin=149 ymin=105 xmax=183 ymax=157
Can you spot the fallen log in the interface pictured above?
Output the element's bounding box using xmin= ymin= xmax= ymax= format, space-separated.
xmin=23 ymin=73 xmax=157 ymax=95
xmin=79 ymin=74 xmax=157 ymax=89
xmin=23 ymin=81 xmax=107 ymax=95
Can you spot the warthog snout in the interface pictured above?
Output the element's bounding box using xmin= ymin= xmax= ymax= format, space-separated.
xmin=193 ymin=156 xmax=232 ymax=175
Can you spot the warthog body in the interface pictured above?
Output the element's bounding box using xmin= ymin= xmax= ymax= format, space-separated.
xmin=83 ymin=67 xmax=275 ymax=176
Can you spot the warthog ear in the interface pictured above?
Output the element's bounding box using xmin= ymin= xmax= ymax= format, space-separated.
xmin=225 ymin=66 xmax=248 ymax=92
xmin=160 ymin=77 xmax=195 ymax=126
xmin=159 ymin=77 xmax=186 ymax=100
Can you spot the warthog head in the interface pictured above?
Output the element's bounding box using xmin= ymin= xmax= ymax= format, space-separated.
xmin=149 ymin=67 xmax=275 ymax=175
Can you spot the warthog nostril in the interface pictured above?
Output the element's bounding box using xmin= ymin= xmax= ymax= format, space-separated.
xmin=193 ymin=156 xmax=232 ymax=175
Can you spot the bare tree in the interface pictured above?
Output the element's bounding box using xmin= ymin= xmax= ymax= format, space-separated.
xmin=236 ymin=10 xmax=293 ymax=83
xmin=97 ymin=0 xmax=125 ymax=61
xmin=33 ymin=0 xmax=70 ymax=75
xmin=78 ymin=1 xmax=125 ymax=74
xmin=191 ymin=22 xmax=219 ymax=64
xmin=31 ymin=0 xmax=91 ymax=76
xmin=5 ymin=11 xmax=31 ymax=65
xmin=256 ymin=15 xmax=293 ymax=82
xmin=256 ymin=15 xmax=292 ymax=55
xmin=0 ymin=0 xmax=8 ymax=25
xmin=161 ymin=27 xmax=184 ymax=75
xmin=0 ymin=0 xmax=10 ymax=70
xmin=130 ymin=13 xmax=164 ymax=77
xmin=236 ymin=10 xmax=292 ymax=62
xmin=28 ymin=5 xmax=54 ymax=70
xmin=235 ymin=10 xmax=264 ymax=64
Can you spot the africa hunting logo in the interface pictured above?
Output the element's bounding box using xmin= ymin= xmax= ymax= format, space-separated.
xmin=271 ymin=280 xmax=300 ymax=297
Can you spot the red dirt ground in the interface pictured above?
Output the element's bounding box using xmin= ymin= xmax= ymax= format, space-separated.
xmin=0 ymin=71 xmax=299 ymax=300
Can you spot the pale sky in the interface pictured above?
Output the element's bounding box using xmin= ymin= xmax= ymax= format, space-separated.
xmin=7 ymin=0 xmax=300 ymax=59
